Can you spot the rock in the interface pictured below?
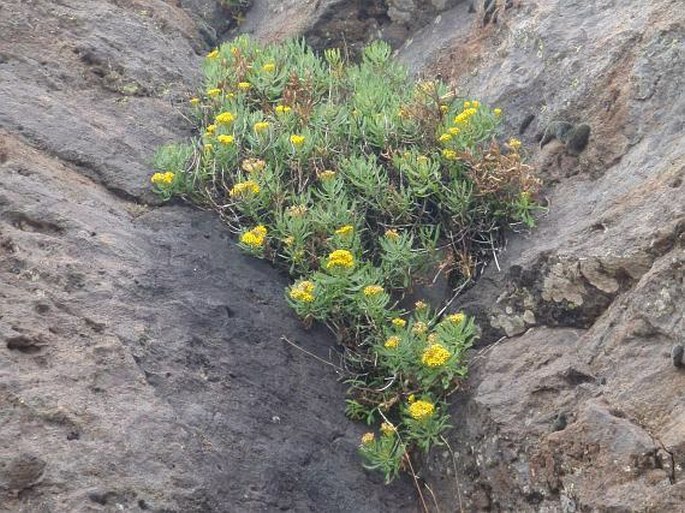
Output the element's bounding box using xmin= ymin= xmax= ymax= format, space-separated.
xmin=672 ymin=344 xmax=684 ymax=368
xmin=0 ymin=454 xmax=46 ymax=495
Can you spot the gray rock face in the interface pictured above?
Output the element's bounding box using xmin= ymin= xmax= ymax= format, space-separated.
xmin=398 ymin=0 xmax=685 ymax=510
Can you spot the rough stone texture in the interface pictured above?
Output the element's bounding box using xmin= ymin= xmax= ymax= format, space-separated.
xmin=0 ymin=1 xmax=417 ymax=512
xmin=398 ymin=0 xmax=685 ymax=511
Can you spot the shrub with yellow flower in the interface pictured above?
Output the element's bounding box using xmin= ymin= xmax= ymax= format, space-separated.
xmin=290 ymin=134 xmax=305 ymax=147
xmin=289 ymin=280 xmax=315 ymax=303
xmin=334 ymin=225 xmax=354 ymax=237
xmin=391 ymin=317 xmax=407 ymax=329
xmin=240 ymin=225 xmax=267 ymax=248
xmin=150 ymin=171 xmax=175 ymax=186
xmin=408 ymin=399 xmax=435 ymax=421
xmin=325 ymin=249 xmax=354 ymax=270
xmin=363 ymin=285 xmax=383 ymax=297
xmin=215 ymin=112 xmax=236 ymax=125
xmin=217 ymin=134 xmax=235 ymax=145
xmin=229 ymin=180 xmax=260 ymax=198
xmin=421 ymin=343 xmax=452 ymax=367
xmin=254 ymin=121 xmax=270 ymax=134
xmin=384 ymin=336 xmax=400 ymax=349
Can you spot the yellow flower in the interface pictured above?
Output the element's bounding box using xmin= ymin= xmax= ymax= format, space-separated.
xmin=398 ymin=106 xmax=410 ymax=119
xmin=408 ymin=400 xmax=435 ymax=421
xmin=286 ymin=205 xmax=308 ymax=217
xmin=283 ymin=236 xmax=295 ymax=246
xmin=205 ymin=124 xmax=217 ymax=136
xmin=415 ymin=300 xmax=428 ymax=311
xmin=427 ymin=333 xmax=439 ymax=344
xmin=335 ymin=225 xmax=354 ymax=237
xmin=325 ymin=249 xmax=354 ymax=270
xmin=440 ymin=105 xmax=448 ymax=114
xmin=441 ymin=149 xmax=458 ymax=160
xmin=421 ymin=343 xmax=452 ymax=367
xmin=363 ymin=285 xmax=383 ymax=297
xmin=289 ymin=280 xmax=315 ymax=303
xmin=408 ymin=394 xmax=416 ymax=403
xmin=217 ymin=134 xmax=235 ymax=145
xmin=262 ymin=62 xmax=276 ymax=72
xmin=472 ymin=100 xmax=480 ymax=108
xmin=203 ymin=143 xmax=214 ymax=153
xmin=150 ymin=171 xmax=175 ymax=186
xmin=453 ymin=108 xmax=478 ymax=124
xmin=392 ymin=317 xmax=407 ymax=329
xmin=206 ymin=49 xmax=219 ymax=60
xmin=290 ymin=134 xmax=305 ymax=147
xmin=463 ymin=101 xmax=471 ymax=109
xmin=189 ymin=97 xmax=201 ymax=106
xmin=361 ymin=432 xmax=375 ymax=446
xmin=275 ymin=104 xmax=292 ymax=114
xmin=380 ymin=422 xmax=396 ymax=436
xmin=230 ymin=46 xmax=240 ymax=56
xmin=417 ymin=80 xmax=435 ymax=94
xmin=508 ymin=138 xmax=522 ymax=150
xmin=384 ymin=336 xmax=400 ymax=349
xmin=215 ymin=112 xmax=236 ymax=125
xmin=493 ymin=108 xmax=502 ymax=116
xmin=237 ymin=81 xmax=252 ymax=91
xmin=417 ymin=155 xmax=429 ymax=165
xmin=318 ymin=169 xmax=336 ymax=181
xmin=207 ymin=88 xmax=222 ymax=97
xmin=242 ymin=158 xmax=266 ymax=173
xmin=438 ymin=133 xmax=452 ymax=143
xmin=229 ymin=180 xmax=260 ymax=198
xmin=412 ymin=321 xmax=428 ymax=335
xmin=254 ymin=121 xmax=270 ymax=134
xmin=448 ymin=126 xmax=461 ymax=135
xmin=240 ymin=225 xmax=267 ymax=248
xmin=384 ymin=229 xmax=400 ymax=241
xmin=447 ymin=312 xmax=465 ymax=324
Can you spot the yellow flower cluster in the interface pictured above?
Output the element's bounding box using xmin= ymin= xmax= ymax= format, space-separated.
xmin=408 ymin=400 xmax=435 ymax=421
xmin=392 ymin=317 xmax=407 ymax=328
xmin=494 ymin=108 xmax=502 ymax=116
xmin=150 ymin=171 xmax=175 ymax=186
xmin=242 ymin=158 xmax=266 ymax=173
xmin=240 ymin=225 xmax=267 ymax=248
xmin=384 ymin=229 xmax=399 ymax=241
xmin=204 ymin=143 xmax=213 ymax=153
xmin=438 ymin=133 xmax=452 ymax=143
xmin=363 ymin=285 xmax=383 ymax=297
xmin=289 ymin=280 xmax=315 ymax=303
xmin=229 ymin=180 xmax=260 ymax=197
xmin=189 ymin=97 xmax=201 ymax=106
xmin=217 ymin=134 xmax=235 ymax=145
xmin=384 ymin=336 xmax=400 ymax=349
xmin=275 ymin=104 xmax=292 ymax=114
xmin=238 ymin=81 xmax=252 ymax=91
xmin=441 ymin=149 xmax=457 ymax=160
xmin=325 ymin=249 xmax=354 ymax=270
xmin=453 ymin=107 xmax=478 ymax=125
xmin=216 ymin=112 xmax=236 ymax=125
xmin=205 ymin=124 xmax=217 ymax=136
xmin=335 ymin=225 xmax=354 ymax=236
xmin=290 ymin=134 xmax=305 ymax=147
xmin=287 ymin=205 xmax=308 ymax=217
xmin=415 ymin=300 xmax=428 ymax=310
xmin=206 ymin=49 xmax=219 ymax=60
xmin=380 ymin=422 xmax=396 ymax=436
xmin=508 ymin=138 xmax=522 ymax=150
xmin=447 ymin=312 xmax=465 ymax=324
xmin=412 ymin=321 xmax=428 ymax=335
xmin=262 ymin=62 xmax=276 ymax=72
xmin=361 ymin=432 xmax=375 ymax=445
xmin=207 ymin=88 xmax=222 ymax=97
xmin=254 ymin=121 xmax=270 ymax=134
xmin=318 ymin=170 xmax=336 ymax=180
xmin=421 ymin=343 xmax=451 ymax=367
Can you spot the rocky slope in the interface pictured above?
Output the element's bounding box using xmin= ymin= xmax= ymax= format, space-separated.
xmin=1 ymin=0 xmax=684 ymax=512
